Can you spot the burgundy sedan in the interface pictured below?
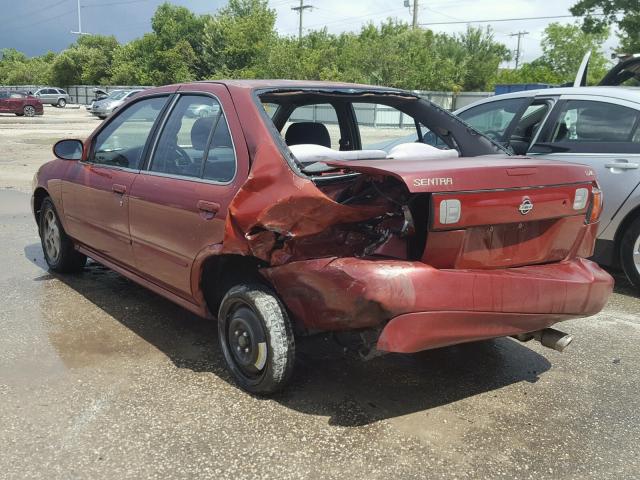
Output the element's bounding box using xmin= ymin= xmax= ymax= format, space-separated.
xmin=32 ymin=81 xmax=612 ymax=393
xmin=0 ymin=90 xmax=43 ymax=116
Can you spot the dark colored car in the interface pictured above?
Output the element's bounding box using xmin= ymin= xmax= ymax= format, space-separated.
xmin=32 ymin=81 xmax=612 ymax=394
xmin=0 ymin=90 xmax=43 ymax=116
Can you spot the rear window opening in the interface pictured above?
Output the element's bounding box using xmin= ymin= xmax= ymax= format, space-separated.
xmin=256 ymin=89 xmax=506 ymax=178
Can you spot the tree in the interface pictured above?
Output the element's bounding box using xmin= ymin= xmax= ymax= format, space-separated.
xmin=202 ymin=0 xmax=277 ymax=78
xmin=571 ymin=0 xmax=640 ymax=52
xmin=493 ymin=22 xmax=610 ymax=87
xmin=540 ymin=23 xmax=609 ymax=83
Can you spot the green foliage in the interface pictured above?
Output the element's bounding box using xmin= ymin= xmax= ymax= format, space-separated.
xmin=0 ymin=48 xmax=52 ymax=85
xmin=571 ymin=0 xmax=640 ymax=52
xmin=202 ymin=0 xmax=277 ymax=78
xmin=493 ymin=22 xmax=610 ymax=87
xmin=0 ymin=2 xmax=616 ymax=91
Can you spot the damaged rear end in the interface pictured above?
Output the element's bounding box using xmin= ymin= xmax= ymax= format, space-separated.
xmin=251 ymin=156 xmax=612 ymax=354
xmin=221 ymin=85 xmax=613 ymax=359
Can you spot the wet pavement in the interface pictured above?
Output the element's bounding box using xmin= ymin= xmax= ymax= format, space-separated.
xmin=1 ymin=188 xmax=639 ymax=479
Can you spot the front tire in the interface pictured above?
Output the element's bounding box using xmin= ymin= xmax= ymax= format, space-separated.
xmin=57 ymin=98 xmax=67 ymax=108
xmin=620 ymin=216 xmax=640 ymax=291
xmin=23 ymin=105 xmax=36 ymax=117
xmin=39 ymin=197 xmax=86 ymax=273
xmin=218 ymin=284 xmax=295 ymax=395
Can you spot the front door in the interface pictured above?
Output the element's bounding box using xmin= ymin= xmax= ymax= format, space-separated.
xmin=61 ymin=95 xmax=170 ymax=267
xmin=129 ymin=86 xmax=248 ymax=299
xmin=529 ymin=98 xmax=640 ymax=233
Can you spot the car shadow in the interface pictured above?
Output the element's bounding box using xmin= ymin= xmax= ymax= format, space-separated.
xmin=25 ymin=242 xmax=552 ymax=426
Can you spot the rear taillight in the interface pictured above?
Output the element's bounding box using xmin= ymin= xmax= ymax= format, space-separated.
xmin=586 ymin=184 xmax=603 ymax=224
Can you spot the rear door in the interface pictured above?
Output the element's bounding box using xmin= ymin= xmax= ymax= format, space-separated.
xmin=0 ymin=91 xmax=9 ymax=112
xmin=61 ymin=94 xmax=171 ymax=266
xmin=128 ymin=84 xmax=248 ymax=299
xmin=529 ymin=96 xmax=640 ymax=232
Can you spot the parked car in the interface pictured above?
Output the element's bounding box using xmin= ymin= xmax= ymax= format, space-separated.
xmin=0 ymin=90 xmax=43 ymax=117
xmin=454 ymin=86 xmax=640 ymax=291
xmin=33 ymin=87 xmax=71 ymax=107
xmin=32 ymin=80 xmax=613 ymax=394
xmin=90 ymin=89 xmax=143 ymax=119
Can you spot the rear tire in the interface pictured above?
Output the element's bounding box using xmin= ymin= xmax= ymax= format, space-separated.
xmin=218 ymin=284 xmax=295 ymax=395
xmin=23 ymin=105 xmax=36 ymax=117
xmin=620 ymin=216 xmax=640 ymax=291
xmin=57 ymin=98 xmax=67 ymax=108
xmin=39 ymin=197 xmax=86 ymax=273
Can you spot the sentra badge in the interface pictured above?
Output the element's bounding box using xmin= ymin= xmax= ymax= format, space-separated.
xmin=413 ymin=177 xmax=453 ymax=187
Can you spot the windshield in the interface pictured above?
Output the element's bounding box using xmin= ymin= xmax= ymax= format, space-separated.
xmin=257 ymin=88 xmax=508 ymax=176
xmin=108 ymin=90 xmax=127 ymax=100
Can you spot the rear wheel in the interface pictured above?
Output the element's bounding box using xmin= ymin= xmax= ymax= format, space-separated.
xmin=218 ymin=284 xmax=295 ymax=394
xmin=57 ymin=98 xmax=67 ymax=108
xmin=39 ymin=198 xmax=86 ymax=273
xmin=620 ymin=216 xmax=640 ymax=291
xmin=23 ymin=105 xmax=36 ymax=117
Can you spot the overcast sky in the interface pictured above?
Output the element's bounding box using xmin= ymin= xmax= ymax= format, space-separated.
xmin=2 ymin=0 xmax=619 ymax=66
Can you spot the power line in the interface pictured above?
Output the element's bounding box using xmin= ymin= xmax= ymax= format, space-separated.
xmin=420 ymin=12 xmax=613 ymax=26
xmin=291 ymin=0 xmax=313 ymax=41
xmin=509 ymin=31 xmax=529 ymax=69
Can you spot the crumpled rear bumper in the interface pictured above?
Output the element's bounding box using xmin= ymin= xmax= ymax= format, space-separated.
xmin=262 ymin=257 xmax=613 ymax=352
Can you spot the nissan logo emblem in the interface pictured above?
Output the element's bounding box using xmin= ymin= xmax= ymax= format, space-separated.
xmin=519 ymin=197 xmax=534 ymax=215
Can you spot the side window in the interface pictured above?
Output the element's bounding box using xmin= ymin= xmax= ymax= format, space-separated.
xmin=512 ymin=102 xmax=551 ymax=141
xmin=150 ymin=95 xmax=236 ymax=182
xmin=92 ymin=96 xmax=167 ymax=169
xmin=353 ymin=102 xmax=421 ymax=150
xmin=0 ymin=91 xmax=8 ymax=99
xmin=203 ymin=114 xmax=236 ymax=182
xmin=545 ymin=100 xmax=640 ymax=151
xmin=457 ymin=98 xmax=528 ymax=141
xmin=283 ymin=104 xmax=340 ymax=149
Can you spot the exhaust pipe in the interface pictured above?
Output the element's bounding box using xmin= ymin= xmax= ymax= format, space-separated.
xmin=514 ymin=328 xmax=573 ymax=352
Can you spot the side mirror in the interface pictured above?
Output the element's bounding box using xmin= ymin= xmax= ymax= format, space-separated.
xmin=53 ymin=139 xmax=83 ymax=161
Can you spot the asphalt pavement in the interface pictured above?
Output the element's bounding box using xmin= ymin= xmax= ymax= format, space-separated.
xmin=1 ymin=187 xmax=639 ymax=479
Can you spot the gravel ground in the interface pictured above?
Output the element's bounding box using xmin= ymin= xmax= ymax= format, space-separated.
xmin=1 ymin=107 xmax=639 ymax=479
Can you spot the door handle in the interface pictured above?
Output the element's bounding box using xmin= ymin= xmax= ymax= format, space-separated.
xmin=605 ymin=162 xmax=639 ymax=170
xmin=112 ymin=184 xmax=127 ymax=194
xmin=197 ymin=200 xmax=220 ymax=216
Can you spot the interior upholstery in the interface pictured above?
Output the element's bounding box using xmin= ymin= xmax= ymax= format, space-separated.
xmin=191 ymin=116 xmax=216 ymax=150
xmin=285 ymin=122 xmax=331 ymax=148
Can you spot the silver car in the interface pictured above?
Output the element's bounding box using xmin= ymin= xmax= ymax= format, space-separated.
xmin=33 ymin=87 xmax=71 ymax=107
xmin=454 ymin=86 xmax=640 ymax=291
xmin=91 ymin=89 xmax=143 ymax=119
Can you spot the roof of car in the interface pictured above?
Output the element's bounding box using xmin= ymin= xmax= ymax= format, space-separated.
xmin=457 ymin=86 xmax=640 ymax=112
xmin=195 ymin=79 xmax=409 ymax=93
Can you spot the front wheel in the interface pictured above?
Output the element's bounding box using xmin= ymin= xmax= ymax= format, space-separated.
xmin=57 ymin=98 xmax=67 ymax=108
xmin=23 ymin=105 xmax=36 ymax=117
xmin=39 ymin=197 xmax=86 ymax=273
xmin=218 ymin=284 xmax=295 ymax=395
xmin=620 ymin=216 xmax=640 ymax=292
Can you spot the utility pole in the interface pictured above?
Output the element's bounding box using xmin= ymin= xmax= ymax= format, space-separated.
xmin=71 ymin=0 xmax=90 ymax=35
xmin=509 ymin=31 xmax=529 ymax=69
xmin=412 ymin=0 xmax=419 ymax=29
xmin=292 ymin=0 xmax=313 ymax=41
xmin=405 ymin=0 xmax=419 ymax=29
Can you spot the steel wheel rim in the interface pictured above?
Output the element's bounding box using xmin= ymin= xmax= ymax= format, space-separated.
xmin=43 ymin=209 xmax=61 ymax=263
xmin=633 ymin=233 xmax=640 ymax=275
xmin=226 ymin=305 xmax=268 ymax=379
xmin=24 ymin=106 xmax=35 ymax=117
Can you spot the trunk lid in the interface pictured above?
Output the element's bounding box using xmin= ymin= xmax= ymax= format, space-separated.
xmin=323 ymin=154 xmax=598 ymax=269
xmin=323 ymin=154 xmax=597 ymax=194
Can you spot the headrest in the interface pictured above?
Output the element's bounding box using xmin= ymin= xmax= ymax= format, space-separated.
xmin=191 ymin=116 xmax=215 ymax=150
xmin=285 ymin=122 xmax=331 ymax=148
